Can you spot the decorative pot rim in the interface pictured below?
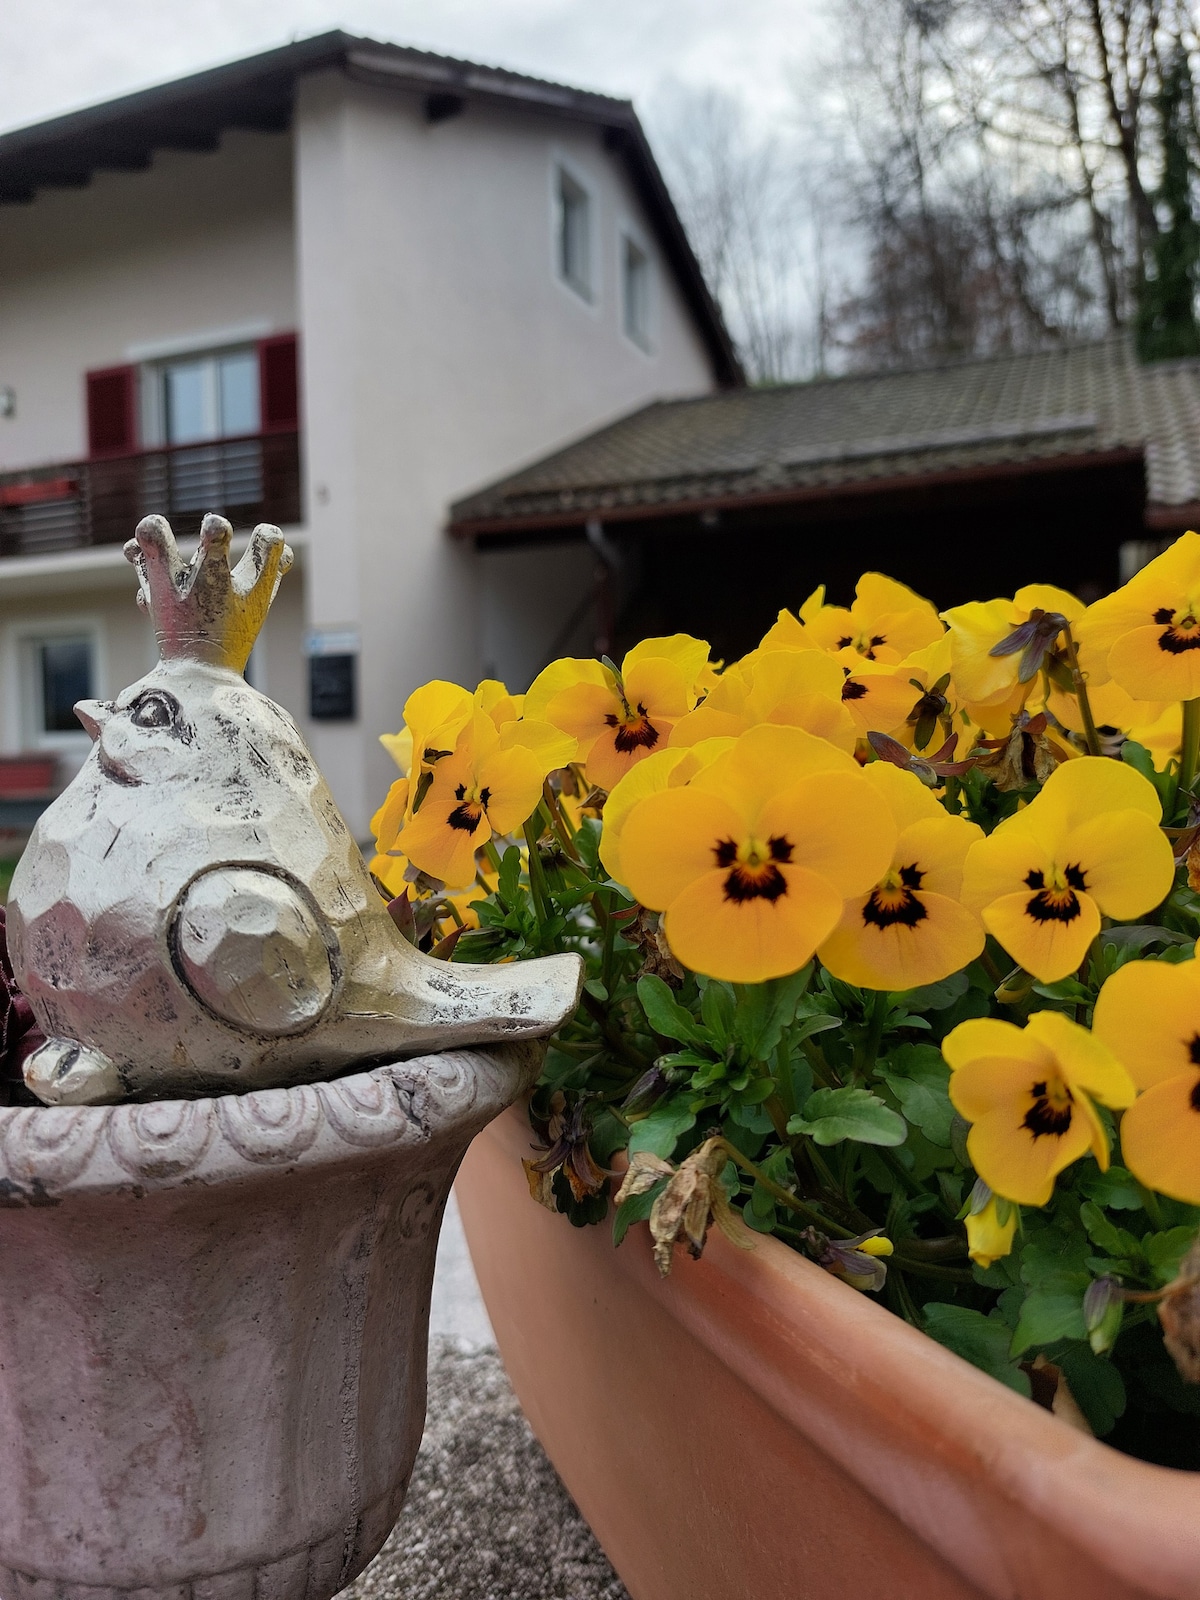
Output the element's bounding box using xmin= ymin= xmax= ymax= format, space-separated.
xmin=478 ymin=1102 xmax=1200 ymax=1600
xmin=0 ymin=1043 xmax=538 ymax=1202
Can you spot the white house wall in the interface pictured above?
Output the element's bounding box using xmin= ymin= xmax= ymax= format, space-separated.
xmin=294 ymin=71 xmax=715 ymax=835
xmin=0 ymin=130 xmax=296 ymax=472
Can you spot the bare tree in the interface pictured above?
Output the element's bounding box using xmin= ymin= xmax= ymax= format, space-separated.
xmin=825 ymin=0 xmax=1200 ymax=366
xmin=650 ymin=86 xmax=832 ymax=381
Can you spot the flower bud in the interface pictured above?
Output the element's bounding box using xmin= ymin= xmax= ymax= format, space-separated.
xmin=1083 ymin=1275 xmax=1123 ymax=1356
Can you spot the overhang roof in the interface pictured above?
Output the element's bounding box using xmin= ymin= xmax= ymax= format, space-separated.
xmin=450 ymin=335 xmax=1200 ymax=536
xmin=0 ymin=32 xmax=741 ymax=387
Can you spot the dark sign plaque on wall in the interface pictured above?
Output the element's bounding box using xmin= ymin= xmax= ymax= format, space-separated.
xmin=306 ymin=628 xmax=359 ymax=722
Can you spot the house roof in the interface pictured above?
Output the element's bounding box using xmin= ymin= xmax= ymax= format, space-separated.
xmin=0 ymin=32 xmax=741 ymax=387
xmin=449 ymin=335 xmax=1200 ymax=536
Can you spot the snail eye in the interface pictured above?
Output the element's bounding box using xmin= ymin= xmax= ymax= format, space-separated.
xmin=129 ymin=691 xmax=179 ymax=730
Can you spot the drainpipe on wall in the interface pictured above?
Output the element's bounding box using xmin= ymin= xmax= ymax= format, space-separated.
xmin=586 ymin=517 xmax=622 ymax=659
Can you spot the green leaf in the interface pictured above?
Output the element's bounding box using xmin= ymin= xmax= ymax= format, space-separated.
xmin=1078 ymin=1166 xmax=1145 ymax=1211
xmin=700 ymin=979 xmax=736 ymax=1044
xmin=733 ymin=968 xmax=812 ymax=1060
xmin=1056 ymin=1345 xmax=1126 ymax=1437
xmin=637 ymin=975 xmax=704 ymax=1046
xmin=1079 ymin=1201 xmax=1141 ymax=1261
xmin=923 ymin=1304 xmax=1031 ymax=1396
xmin=1010 ymin=1288 xmax=1087 ymax=1357
xmin=879 ymin=1044 xmax=954 ymax=1148
xmin=1144 ymin=1225 xmax=1199 ymax=1283
xmin=788 ymin=1086 xmax=906 ymax=1147
xmin=612 ymin=1183 xmax=659 ymax=1247
xmin=1031 ymin=977 xmax=1092 ymax=1004
xmin=894 ymin=972 xmax=969 ymax=1012
xmin=626 ymin=1101 xmax=696 ymax=1159
xmin=498 ymin=843 xmax=523 ymax=907
xmin=791 ymin=1010 xmax=842 ymax=1045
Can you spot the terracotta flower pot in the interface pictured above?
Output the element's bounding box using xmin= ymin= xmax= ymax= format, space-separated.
xmin=0 ymin=1043 xmax=540 ymax=1600
xmin=457 ymin=1104 xmax=1200 ymax=1600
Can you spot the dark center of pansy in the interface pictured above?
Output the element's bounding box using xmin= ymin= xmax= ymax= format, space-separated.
xmin=1189 ymin=1034 xmax=1200 ymax=1066
xmin=842 ymin=678 xmax=868 ymax=701
xmin=862 ymin=863 xmax=927 ymax=928
xmin=448 ymin=783 xmax=491 ymax=832
xmin=1153 ymin=606 xmax=1200 ymax=653
xmin=1190 ymin=1077 xmax=1200 ymax=1113
xmin=1023 ymin=1077 xmax=1074 ymax=1138
xmin=606 ymin=702 xmax=660 ymax=753
xmin=1023 ymin=865 xmax=1086 ymax=923
xmin=714 ymin=834 xmax=793 ymax=903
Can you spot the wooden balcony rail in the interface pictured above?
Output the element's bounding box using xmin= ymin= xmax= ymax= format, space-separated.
xmin=0 ymin=431 xmax=301 ymax=558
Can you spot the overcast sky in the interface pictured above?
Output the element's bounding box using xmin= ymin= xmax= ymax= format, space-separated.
xmin=0 ymin=0 xmax=828 ymax=138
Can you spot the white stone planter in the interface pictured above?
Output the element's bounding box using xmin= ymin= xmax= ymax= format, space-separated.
xmin=0 ymin=1042 xmax=538 ymax=1600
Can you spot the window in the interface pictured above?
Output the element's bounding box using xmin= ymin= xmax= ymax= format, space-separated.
xmin=622 ymin=235 xmax=652 ymax=349
xmin=20 ymin=633 xmax=95 ymax=743
xmin=557 ymin=167 xmax=593 ymax=300
xmin=160 ymin=348 xmax=260 ymax=446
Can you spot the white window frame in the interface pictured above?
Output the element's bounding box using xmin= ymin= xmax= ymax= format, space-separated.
xmin=618 ymin=223 xmax=656 ymax=354
xmin=551 ymin=154 xmax=599 ymax=309
xmin=2 ymin=615 xmax=106 ymax=754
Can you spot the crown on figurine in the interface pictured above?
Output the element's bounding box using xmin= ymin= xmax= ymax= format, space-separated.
xmin=124 ymin=514 xmax=294 ymax=674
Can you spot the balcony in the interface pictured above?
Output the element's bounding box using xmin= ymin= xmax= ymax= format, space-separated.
xmin=0 ymin=431 xmax=301 ymax=558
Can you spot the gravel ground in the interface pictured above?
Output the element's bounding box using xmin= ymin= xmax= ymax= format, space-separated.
xmin=342 ymin=1340 xmax=631 ymax=1600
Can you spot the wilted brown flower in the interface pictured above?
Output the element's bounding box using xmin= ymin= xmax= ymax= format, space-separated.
xmin=621 ymin=905 xmax=685 ymax=985
xmin=798 ymin=1226 xmax=893 ymax=1293
xmin=615 ymin=1136 xmax=751 ymax=1276
xmin=1159 ymin=1236 xmax=1200 ymax=1383
xmin=523 ymin=1092 xmax=609 ymax=1210
xmin=972 ymin=711 xmax=1068 ymax=792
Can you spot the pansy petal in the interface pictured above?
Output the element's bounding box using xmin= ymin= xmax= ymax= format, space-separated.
xmin=371 ymin=776 xmax=410 ymax=854
xmin=1023 ymin=1010 xmax=1136 ymax=1109
xmin=760 ymin=771 xmax=897 ymax=896
xmin=1107 ymin=624 xmax=1200 ymax=701
xmin=982 ymin=888 xmax=1101 ymax=982
xmin=942 ymin=1016 xmax=1051 ymax=1076
xmin=961 ymin=810 xmax=1065 ymax=911
xmin=1013 ymin=583 xmax=1085 ymax=621
xmin=947 ymin=1050 xmax=1052 ymax=1122
xmin=1035 ymin=753 xmax=1163 ymax=828
xmin=524 ymin=657 xmax=609 ymax=722
xmin=690 ymin=724 xmax=858 ymax=822
xmin=619 ymin=788 xmax=746 ymax=909
xmin=622 ymin=633 xmax=711 ymax=690
xmin=397 ymin=802 xmax=488 ymax=888
xmin=819 ymin=889 xmax=984 ymax=991
xmin=599 ymin=748 xmax=691 ymax=882
xmin=1120 ymin=1072 xmax=1200 ymax=1204
xmin=1061 ymin=809 xmax=1175 ymax=921
xmin=1092 ymin=958 xmax=1200 ymax=1089
xmin=476 ymin=744 xmax=551 ymax=836
xmin=623 ymin=656 xmax=693 ymax=721
xmin=662 ymin=864 xmax=843 ymax=983
xmin=967 ymin=1105 xmax=1093 ymax=1207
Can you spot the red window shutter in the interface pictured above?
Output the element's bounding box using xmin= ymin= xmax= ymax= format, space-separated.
xmin=86 ymin=366 xmax=137 ymax=458
xmin=258 ymin=334 xmax=299 ymax=433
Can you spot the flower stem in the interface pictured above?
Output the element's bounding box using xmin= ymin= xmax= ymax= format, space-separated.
xmin=714 ymin=1138 xmax=857 ymax=1239
xmin=523 ymin=821 xmax=552 ymax=930
xmin=1180 ymin=698 xmax=1200 ymax=808
xmin=1061 ymin=623 xmax=1102 ymax=757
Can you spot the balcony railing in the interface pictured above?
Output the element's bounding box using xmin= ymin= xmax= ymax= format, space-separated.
xmin=0 ymin=431 xmax=301 ymax=558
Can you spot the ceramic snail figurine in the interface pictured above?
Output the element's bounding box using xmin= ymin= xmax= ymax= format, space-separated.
xmin=7 ymin=513 xmax=582 ymax=1106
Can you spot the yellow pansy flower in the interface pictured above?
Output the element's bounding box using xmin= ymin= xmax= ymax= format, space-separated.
xmin=1077 ymin=531 xmax=1200 ymax=699
xmin=763 ymin=573 xmax=943 ymax=663
xmin=1092 ymin=951 xmax=1200 ymax=1204
xmin=942 ymin=584 xmax=1084 ymax=727
xmin=966 ymin=1190 xmax=1018 ymax=1269
xmin=818 ymin=762 xmax=984 ymax=990
xmin=837 ymin=656 xmax=927 ymax=740
xmin=526 ymin=635 xmax=710 ymax=791
xmin=618 ymin=724 xmax=896 ymax=983
xmin=397 ymin=710 xmax=550 ymax=887
xmin=668 ymin=650 xmax=857 ymax=752
xmin=943 ymin=1012 xmax=1136 ymax=1206
xmin=961 ymin=757 xmax=1175 ymax=982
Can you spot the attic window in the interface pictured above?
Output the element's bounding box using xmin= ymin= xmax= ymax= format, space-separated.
xmin=622 ymin=235 xmax=652 ymax=349
xmin=557 ymin=167 xmax=593 ymax=301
